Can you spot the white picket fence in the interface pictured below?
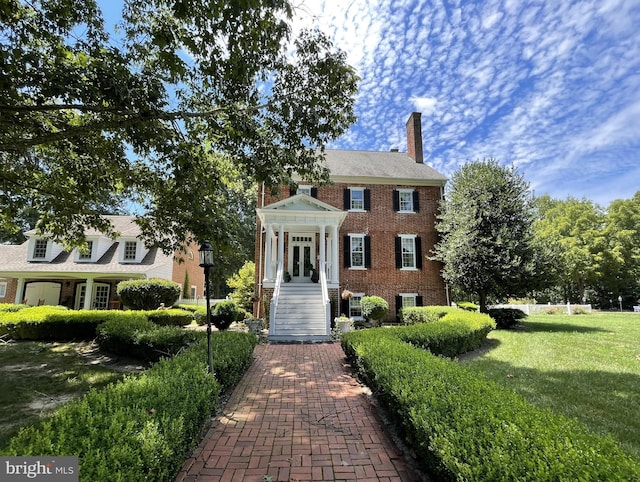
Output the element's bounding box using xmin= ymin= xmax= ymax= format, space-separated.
xmin=491 ymin=303 xmax=592 ymax=315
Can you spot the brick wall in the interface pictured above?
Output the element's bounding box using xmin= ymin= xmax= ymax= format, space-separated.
xmin=255 ymin=182 xmax=448 ymax=321
xmin=171 ymin=241 xmax=205 ymax=300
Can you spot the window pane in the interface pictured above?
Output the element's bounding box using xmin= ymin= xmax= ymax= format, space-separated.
xmin=402 ymin=295 xmax=416 ymax=308
xmin=351 ymin=236 xmax=364 ymax=268
xmin=399 ymin=191 xmax=413 ymax=211
xmin=79 ymin=241 xmax=93 ymax=260
xmin=33 ymin=239 xmax=47 ymax=258
xmin=349 ymin=296 xmax=362 ymax=318
xmin=350 ymin=189 xmax=364 ymax=210
xmin=401 ymin=237 xmax=415 ymax=268
xmin=124 ymin=241 xmax=137 ymax=260
xmin=0 ymin=282 xmax=6 ymax=297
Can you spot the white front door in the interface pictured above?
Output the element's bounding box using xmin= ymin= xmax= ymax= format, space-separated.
xmin=289 ymin=234 xmax=315 ymax=282
xmin=75 ymin=283 xmax=111 ymax=310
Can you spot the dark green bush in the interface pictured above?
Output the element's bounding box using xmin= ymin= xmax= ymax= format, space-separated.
xmin=341 ymin=334 xmax=640 ymax=481
xmin=146 ymin=309 xmax=195 ymax=327
xmin=488 ymin=307 xmax=527 ymax=329
xmin=360 ymin=296 xmax=388 ymax=325
xmin=212 ymin=300 xmax=240 ymax=331
xmin=4 ymin=339 xmax=220 ymax=481
xmin=96 ymin=317 xmax=203 ymax=362
xmin=117 ymin=278 xmax=181 ymax=310
xmin=175 ymin=304 xmax=207 ymax=325
xmin=0 ymin=307 xmax=137 ymax=340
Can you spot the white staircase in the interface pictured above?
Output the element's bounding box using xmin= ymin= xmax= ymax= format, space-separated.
xmin=270 ymin=283 xmax=329 ymax=342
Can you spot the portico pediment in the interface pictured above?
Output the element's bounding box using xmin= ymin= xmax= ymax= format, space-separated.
xmin=257 ymin=194 xmax=346 ymax=226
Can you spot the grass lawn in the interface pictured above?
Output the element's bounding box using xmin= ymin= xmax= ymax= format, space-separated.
xmin=460 ymin=312 xmax=640 ymax=461
xmin=0 ymin=340 xmax=147 ymax=450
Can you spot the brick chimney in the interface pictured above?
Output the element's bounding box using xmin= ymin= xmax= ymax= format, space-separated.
xmin=406 ymin=112 xmax=423 ymax=163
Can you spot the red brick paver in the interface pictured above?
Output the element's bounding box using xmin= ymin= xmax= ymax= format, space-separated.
xmin=176 ymin=343 xmax=420 ymax=482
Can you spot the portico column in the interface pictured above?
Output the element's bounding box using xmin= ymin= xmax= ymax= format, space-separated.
xmin=83 ymin=277 xmax=94 ymax=310
xmin=14 ymin=277 xmax=25 ymax=304
xmin=331 ymin=224 xmax=339 ymax=283
xmin=264 ymin=224 xmax=273 ymax=281
xmin=319 ymin=224 xmax=326 ymax=274
xmin=278 ymin=224 xmax=285 ymax=274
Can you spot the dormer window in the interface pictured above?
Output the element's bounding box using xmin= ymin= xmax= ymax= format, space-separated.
xmin=32 ymin=239 xmax=48 ymax=259
xmin=123 ymin=241 xmax=137 ymax=261
xmin=78 ymin=241 xmax=93 ymax=261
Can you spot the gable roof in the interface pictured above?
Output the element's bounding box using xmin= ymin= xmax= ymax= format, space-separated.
xmin=317 ymin=150 xmax=447 ymax=186
xmin=24 ymin=215 xmax=142 ymax=239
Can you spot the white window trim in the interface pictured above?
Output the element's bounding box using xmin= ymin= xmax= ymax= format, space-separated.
xmin=398 ymin=188 xmax=415 ymax=213
xmin=399 ymin=293 xmax=418 ymax=308
xmin=349 ymin=292 xmax=365 ymax=320
xmin=349 ymin=233 xmax=366 ymax=270
xmin=0 ymin=281 xmax=7 ymax=298
xmin=297 ymin=185 xmax=312 ymax=196
xmin=399 ymin=234 xmax=418 ymax=270
xmin=31 ymin=239 xmax=49 ymax=260
xmin=349 ymin=187 xmax=365 ymax=212
xmin=74 ymin=239 xmax=95 ymax=262
xmin=120 ymin=239 xmax=140 ymax=263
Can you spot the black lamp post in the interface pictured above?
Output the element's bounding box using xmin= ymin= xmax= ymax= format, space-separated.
xmin=199 ymin=240 xmax=215 ymax=374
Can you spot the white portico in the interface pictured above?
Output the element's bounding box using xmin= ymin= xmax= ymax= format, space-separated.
xmin=257 ymin=194 xmax=347 ymax=288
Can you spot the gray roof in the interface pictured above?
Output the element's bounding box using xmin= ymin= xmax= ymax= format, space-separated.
xmin=25 ymin=215 xmax=142 ymax=238
xmin=318 ymin=150 xmax=447 ymax=185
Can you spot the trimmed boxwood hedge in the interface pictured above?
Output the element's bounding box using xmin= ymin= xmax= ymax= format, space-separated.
xmin=341 ymin=313 xmax=640 ymax=481
xmin=0 ymin=307 xmax=144 ymax=340
xmin=3 ymin=331 xmax=257 ymax=481
xmin=146 ymin=308 xmax=195 ymax=327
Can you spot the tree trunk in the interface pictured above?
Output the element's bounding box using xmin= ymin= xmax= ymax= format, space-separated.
xmin=479 ymin=292 xmax=488 ymax=313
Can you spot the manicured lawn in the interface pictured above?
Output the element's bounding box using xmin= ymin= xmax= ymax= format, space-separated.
xmin=460 ymin=312 xmax=640 ymax=460
xmin=0 ymin=341 xmax=146 ymax=450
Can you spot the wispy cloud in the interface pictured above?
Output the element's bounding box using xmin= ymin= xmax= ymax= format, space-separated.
xmin=295 ymin=0 xmax=640 ymax=205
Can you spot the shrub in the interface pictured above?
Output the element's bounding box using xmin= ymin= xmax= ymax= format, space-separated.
xmin=487 ymin=307 xmax=527 ymax=329
xmin=360 ymin=296 xmax=388 ymax=325
xmin=226 ymin=261 xmax=256 ymax=310
xmin=212 ymin=300 xmax=240 ymax=331
xmin=0 ymin=303 xmax=29 ymax=313
xmin=96 ymin=317 xmax=202 ymax=362
xmin=400 ymin=305 xmax=460 ymax=324
xmin=146 ymin=308 xmax=195 ymax=327
xmin=543 ymin=306 xmax=565 ymax=315
xmin=0 ymin=307 xmax=130 ymax=340
xmin=175 ymin=304 xmax=207 ymax=325
xmin=341 ymin=333 xmax=640 ymax=481
xmin=572 ymin=306 xmax=590 ymax=315
xmin=117 ymin=278 xmax=181 ymax=310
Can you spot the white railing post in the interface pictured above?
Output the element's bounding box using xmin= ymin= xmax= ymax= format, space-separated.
xmin=320 ymin=261 xmax=331 ymax=336
xmin=270 ymin=261 xmax=283 ymax=336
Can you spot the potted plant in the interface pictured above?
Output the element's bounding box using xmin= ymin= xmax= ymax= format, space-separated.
xmin=360 ymin=295 xmax=389 ymax=327
xmin=335 ymin=315 xmax=352 ymax=333
xmin=306 ymin=262 xmax=319 ymax=283
xmin=284 ymin=271 xmax=292 ymax=282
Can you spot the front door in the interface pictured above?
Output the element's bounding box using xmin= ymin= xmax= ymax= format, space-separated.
xmin=289 ymin=234 xmax=315 ymax=282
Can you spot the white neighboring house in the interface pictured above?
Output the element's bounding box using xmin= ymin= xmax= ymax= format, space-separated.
xmin=0 ymin=216 xmax=204 ymax=309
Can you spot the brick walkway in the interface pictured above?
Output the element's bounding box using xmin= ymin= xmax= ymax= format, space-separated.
xmin=175 ymin=343 xmax=421 ymax=482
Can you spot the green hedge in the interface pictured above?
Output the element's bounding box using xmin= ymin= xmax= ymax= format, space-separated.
xmin=4 ymin=331 xmax=257 ymax=480
xmin=96 ymin=317 xmax=203 ymax=362
xmin=117 ymin=278 xmax=181 ymax=311
xmin=400 ymin=305 xmax=461 ymax=324
xmin=0 ymin=307 xmax=143 ymax=340
xmin=0 ymin=303 xmax=29 ymax=312
xmin=146 ymin=309 xmax=195 ymax=327
xmin=341 ymin=324 xmax=640 ymax=480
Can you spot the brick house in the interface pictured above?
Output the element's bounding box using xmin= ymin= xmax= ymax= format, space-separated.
xmin=0 ymin=215 xmax=204 ymax=309
xmin=254 ymin=113 xmax=448 ymax=341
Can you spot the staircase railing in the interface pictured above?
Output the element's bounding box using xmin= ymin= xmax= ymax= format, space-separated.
xmin=269 ymin=261 xmax=283 ymax=336
xmin=319 ymin=261 xmax=331 ymax=336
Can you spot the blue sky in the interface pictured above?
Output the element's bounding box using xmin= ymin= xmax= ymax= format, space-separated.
xmin=101 ymin=0 xmax=639 ymax=207
xmin=294 ymin=0 xmax=640 ymax=207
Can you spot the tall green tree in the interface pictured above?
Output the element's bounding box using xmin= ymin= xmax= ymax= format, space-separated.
xmin=431 ymin=159 xmax=541 ymax=312
xmin=533 ymin=196 xmax=606 ymax=303
xmin=227 ymin=261 xmax=256 ymax=311
xmin=0 ymin=0 xmax=358 ymax=251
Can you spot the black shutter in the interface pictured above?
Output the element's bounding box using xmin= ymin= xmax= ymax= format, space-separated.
xmin=343 ymin=189 xmax=350 ymax=210
xmin=393 ymin=190 xmax=400 ymax=211
xmin=289 ymin=185 xmax=296 ymax=196
xmin=341 ymin=298 xmax=350 ymax=317
xmin=395 ymin=295 xmax=402 ymax=319
xmin=311 ymin=187 xmax=318 ymax=198
xmin=364 ymin=236 xmax=372 ymax=268
xmin=416 ymin=296 xmax=424 ymax=307
xmin=413 ymin=191 xmax=420 ymax=212
xmin=364 ymin=189 xmax=371 ymax=211
xmin=343 ymin=235 xmax=350 ymax=268
xmin=416 ymin=237 xmax=423 ymax=269
xmin=395 ymin=237 xmax=402 ymax=269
